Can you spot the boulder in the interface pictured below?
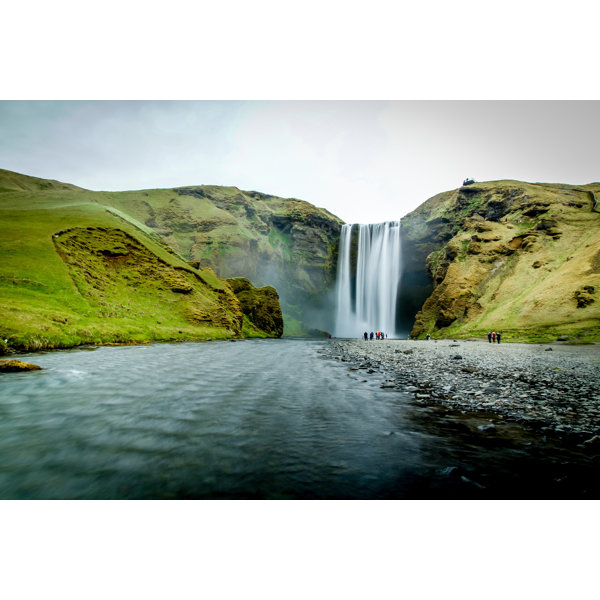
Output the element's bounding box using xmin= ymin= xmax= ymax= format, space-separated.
xmin=0 ymin=359 xmax=42 ymax=372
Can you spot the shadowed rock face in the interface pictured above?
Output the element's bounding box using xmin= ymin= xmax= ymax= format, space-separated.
xmin=227 ymin=277 xmax=284 ymax=338
xmin=400 ymin=180 xmax=600 ymax=341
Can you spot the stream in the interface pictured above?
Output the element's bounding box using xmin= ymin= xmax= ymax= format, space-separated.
xmin=0 ymin=339 xmax=597 ymax=499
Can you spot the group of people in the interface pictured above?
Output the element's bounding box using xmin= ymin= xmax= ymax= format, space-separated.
xmin=363 ymin=331 xmax=387 ymax=340
xmin=487 ymin=331 xmax=502 ymax=343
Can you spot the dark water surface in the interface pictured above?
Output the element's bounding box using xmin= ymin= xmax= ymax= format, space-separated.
xmin=0 ymin=339 xmax=598 ymax=499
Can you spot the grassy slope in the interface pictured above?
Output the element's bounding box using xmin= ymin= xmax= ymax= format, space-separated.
xmin=88 ymin=185 xmax=342 ymax=335
xmin=0 ymin=170 xmax=277 ymax=351
xmin=403 ymin=180 xmax=600 ymax=342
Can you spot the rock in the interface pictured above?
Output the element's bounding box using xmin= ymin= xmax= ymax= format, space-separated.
xmin=380 ymin=381 xmax=396 ymax=388
xmin=545 ymin=347 xmax=553 ymax=351
xmin=0 ymin=359 xmax=42 ymax=372
xmin=460 ymin=475 xmax=486 ymax=489
xmin=227 ymin=277 xmax=284 ymax=337
xmin=329 ymin=338 xmax=600 ymax=437
xmin=441 ymin=466 xmax=459 ymax=476
xmin=582 ymin=435 xmax=600 ymax=445
xmin=477 ymin=424 xmax=496 ymax=432
xmin=451 ymin=354 xmax=463 ymax=360
xmin=573 ymin=289 xmax=595 ymax=308
xmin=535 ymin=218 xmax=559 ymax=232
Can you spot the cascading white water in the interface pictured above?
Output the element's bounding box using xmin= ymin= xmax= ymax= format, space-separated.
xmin=334 ymin=222 xmax=402 ymax=338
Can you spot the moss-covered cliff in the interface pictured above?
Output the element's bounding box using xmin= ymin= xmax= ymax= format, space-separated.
xmin=226 ymin=277 xmax=284 ymax=338
xmin=400 ymin=180 xmax=600 ymax=342
xmin=0 ymin=169 xmax=283 ymax=352
xmin=96 ymin=184 xmax=343 ymax=335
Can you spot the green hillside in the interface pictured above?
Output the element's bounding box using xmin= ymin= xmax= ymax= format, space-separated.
xmin=0 ymin=169 xmax=283 ymax=352
xmin=89 ymin=183 xmax=343 ymax=334
xmin=401 ymin=180 xmax=600 ymax=342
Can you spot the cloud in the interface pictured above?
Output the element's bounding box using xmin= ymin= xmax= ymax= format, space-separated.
xmin=1 ymin=100 xmax=598 ymax=224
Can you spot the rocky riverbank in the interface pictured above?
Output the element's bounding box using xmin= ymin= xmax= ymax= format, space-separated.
xmin=327 ymin=338 xmax=600 ymax=439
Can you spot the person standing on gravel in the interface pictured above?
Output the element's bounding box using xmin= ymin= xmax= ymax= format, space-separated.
xmin=497 ymin=332 xmax=502 ymax=344
xmin=488 ymin=331 xmax=492 ymax=343
xmin=492 ymin=331 xmax=497 ymax=343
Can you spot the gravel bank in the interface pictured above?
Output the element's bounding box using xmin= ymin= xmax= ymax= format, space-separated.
xmin=327 ymin=338 xmax=600 ymax=438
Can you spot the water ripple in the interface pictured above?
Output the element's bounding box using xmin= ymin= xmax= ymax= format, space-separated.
xmin=1 ymin=339 xmax=598 ymax=498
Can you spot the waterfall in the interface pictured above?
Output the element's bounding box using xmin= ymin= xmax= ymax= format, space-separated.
xmin=334 ymin=222 xmax=402 ymax=338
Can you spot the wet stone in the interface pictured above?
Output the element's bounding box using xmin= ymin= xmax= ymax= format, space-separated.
xmin=0 ymin=359 xmax=42 ymax=372
xmin=327 ymin=338 xmax=600 ymax=436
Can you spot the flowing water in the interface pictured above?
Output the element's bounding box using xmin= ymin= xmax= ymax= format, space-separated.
xmin=334 ymin=222 xmax=403 ymax=338
xmin=0 ymin=339 xmax=597 ymax=499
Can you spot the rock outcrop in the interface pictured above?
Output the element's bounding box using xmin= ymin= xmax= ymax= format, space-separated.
xmin=400 ymin=180 xmax=600 ymax=341
xmin=226 ymin=277 xmax=284 ymax=338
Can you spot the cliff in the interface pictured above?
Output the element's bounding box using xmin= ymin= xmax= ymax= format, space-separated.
xmin=0 ymin=169 xmax=283 ymax=352
xmin=99 ymin=184 xmax=343 ymax=334
xmin=400 ymin=180 xmax=600 ymax=342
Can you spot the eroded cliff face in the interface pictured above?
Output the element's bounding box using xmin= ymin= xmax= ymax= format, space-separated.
xmin=53 ymin=227 xmax=244 ymax=335
xmin=401 ymin=180 xmax=600 ymax=341
xmin=106 ymin=185 xmax=343 ymax=335
xmin=226 ymin=277 xmax=284 ymax=338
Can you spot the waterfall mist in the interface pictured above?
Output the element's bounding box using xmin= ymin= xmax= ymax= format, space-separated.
xmin=334 ymin=222 xmax=403 ymax=338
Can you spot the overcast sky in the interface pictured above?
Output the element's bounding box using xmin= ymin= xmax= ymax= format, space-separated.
xmin=1 ymin=100 xmax=598 ymax=224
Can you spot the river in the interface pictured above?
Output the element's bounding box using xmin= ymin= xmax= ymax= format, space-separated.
xmin=0 ymin=339 xmax=597 ymax=499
